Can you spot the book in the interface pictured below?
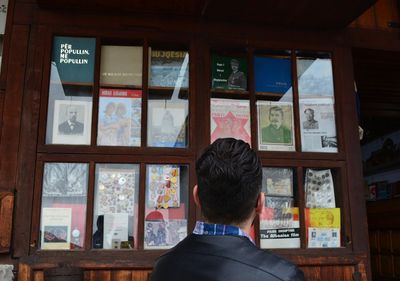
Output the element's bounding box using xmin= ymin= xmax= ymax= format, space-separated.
xmin=42 ymin=163 xmax=89 ymax=197
xmin=305 ymin=208 xmax=341 ymax=248
xmin=147 ymin=165 xmax=180 ymax=209
xmin=259 ymin=207 xmax=300 ymax=249
xmin=149 ymin=49 xmax=189 ymax=88
xmin=96 ymin=167 xmax=136 ymax=216
xmin=103 ymin=213 xmax=129 ymax=249
xmin=147 ymin=101 xmax=187 ymax=148
xmin=51 ymin=36 xmax=96 ymax=84
xmin=265 ymin=196 xmax=294 ymax=209
xmin=144 ymin=219 xmax=187 ymax=250
xmin=254 ymin=56 xmax=292 ymax=94
xmin=41 ymin=208 xmax=72 ymax=250
xmin=210 ymin=98 xmax=251 ymax=144
xmin=305 ymin=169 xmax=335 ymax=208
xmin=257 ymin=101 xmax=295 ymax=151
xmin=100 ymin=46 xmax=143 ymax=86
xmin=97 ymin=88 xmax=142 ymax=147
xmin=262 ymin=168 xmax=293 ymax=196
xmin=211 ymin=55 xmax=247 ymax=91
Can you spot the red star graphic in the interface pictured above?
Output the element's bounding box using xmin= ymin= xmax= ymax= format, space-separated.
xmin=211 ymin=111 xmax=251 ymax=143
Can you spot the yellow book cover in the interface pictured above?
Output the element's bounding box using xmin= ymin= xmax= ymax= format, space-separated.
xmin=305 ymin=208 xmax=340 ymax=228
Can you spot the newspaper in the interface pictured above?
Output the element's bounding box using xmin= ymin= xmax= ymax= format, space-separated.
xmin=299 ymin=98 xmax=337 ymax=152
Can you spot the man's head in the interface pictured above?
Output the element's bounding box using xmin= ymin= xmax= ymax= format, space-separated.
xmin=195 ymin=138 xmax=262 ymax=225
xmin=230 ymin=59 xmax=239 ymax=72
xmin=269 ymin=106 xmax=284 ymax=129
xmin=304 ymin=108 xmax=315 ymax=121
xmin=66 ymin=105 xmax=78 ymax=123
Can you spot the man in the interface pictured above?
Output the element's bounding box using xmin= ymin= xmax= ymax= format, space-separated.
xmin=262 ymin=106 xmax=292 ymax=144
xmin=151 ymin=138 xmax=306 ymax=281
xmin=227 ymin=58 xmax=246 ymax=90
xmin=58 ymin=105 xmax=84 ymax=135
xmin=302 ymin=108 xmax=319 ymax=130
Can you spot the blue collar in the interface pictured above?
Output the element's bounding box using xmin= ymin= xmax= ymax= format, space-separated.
xmin=193 ymin=221 xmax=255 ymax=244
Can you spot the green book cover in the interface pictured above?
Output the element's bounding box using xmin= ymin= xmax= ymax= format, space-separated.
xmin=51 ymin=36 xmax=96 ymax=84
xmin=211 ymin=55 xmax=247 ymax=91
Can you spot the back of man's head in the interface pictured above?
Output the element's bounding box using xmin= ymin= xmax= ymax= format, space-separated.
xmin=195 ymin=138 xmax=262 ymax=225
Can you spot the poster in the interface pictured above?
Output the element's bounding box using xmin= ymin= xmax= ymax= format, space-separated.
xmin=100 ymin=46 xmax=143 ymax=86
xmin=0 ymin=0 xmax=8 ymax=35
xmin=147 ymin=101 xmax=187 ymax=148
xmin=103 ymin=213 xmax=129 ymax=249
xmin=41 ymin=208 xmax=72 ymax=250
xmin=299 ymin=98 xmax=337 ymax=152
xmin=147 ymin=165 xmax=180 ymax=209
xmin=305 ymin=169 xmax=335 ymax=208
xmin=52 ymin=100 xmax=92 ymax=145
xmin=210 ymin=98 xmax=251 ymax=144
xmin=257 ymin=101 xmax=295 ymax=151
xmin=306 ymin=208 xmax=341 ymax=248
xmin=42 ymin=163 xmax=88 ymax=197
xmin=97 ymin=89 xmax=142 ymax=147
xmin=97 ymin=167 xmax=136 ymax=216
xmin=265 ymin=196 xmax=294 ymax=209
xmin=144 ymin=219 xmax=187 ymax=250
xmin=254 ymin=56 xmax=292 ymax=94
xmin=259 ymin=207 xmax=300 ymax=249
xmin=149 ymin=49 xmax=189 ymax=88
xmin=262 ymin=168 xmax=293 ymax=196
xmin=51 ymin=36 xmax=96 ymax=84
xmin=211 ymin=55 xmax=247 ymax=91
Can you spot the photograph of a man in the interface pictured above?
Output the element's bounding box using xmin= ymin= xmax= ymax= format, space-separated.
xmin=227 ymin=58 xmax=247 ymax=90
xmin=261 ymin=106 xmax=292 ymax=144
xmin=151 ymin=138 xmax=305 ymax=281
xmin=58 ymin=104 xmax=84 ymax=135
xmin=302 ymin=108 xmax=319 ymax=130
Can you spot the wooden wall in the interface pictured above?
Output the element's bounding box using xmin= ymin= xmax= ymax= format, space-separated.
xmin=350 ymin=0 xmax=399 ymax=29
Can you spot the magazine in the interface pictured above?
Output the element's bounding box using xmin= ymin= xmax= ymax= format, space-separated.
xmin=147 ymin=165 xmax=180 ymax=209
xmin=149 ymin=50 xmax=189 ymax=88
xmin=41 ymin=208 xmax=72 ymax=250
xmin=299 ymin=98 xmax=337 ymax=152
xmin=265 ymin=196 xmax=294 ymax=209
xmin=210 ymin=98 xmax=251 ymax=144
xmin=97 ymin=88 xmax=142 ymax=147
xmin=262 ymin=168 xmax=293 ymax=196
xmin=211 ymin=55 xmax=247 ymax=91
xmin=144 ymin=219 xmax=187 ymax=250
xmin=254 ymin=56 xmax=292 ymax=94
xmin=305 ymin=169 xmax=335 ymax=208
xmin=257 ymin=101 xmax=295 ymax=151
xmin=305 ymin=208 xmax=341 ymax=248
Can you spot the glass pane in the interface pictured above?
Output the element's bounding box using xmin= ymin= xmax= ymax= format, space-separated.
xmin=144 ymin=164 xmax=188 ymax=249
xmin=46 ymin=36 xmax=96 ymax=145
xmin=210 ymin=98 xmax=251 ymax=144
xmin=149 ymin=49 xmax=189 ymax=89
xmin=97 ymin=89 xmax=142 ymax=147
xmin=259 ymin=167 xmax=300 ymax=249
xmin=0 ymin=0 xmax=8 ymax=74
xmin=297 ymin=53 xmax=338 ymax=153
xmin=93 ymin=164 xmax=139 ymax=249
xmin=211 ymin=54 xmax=247 ymax=91
xmin=304 ymin=168 xmax=341 ymax=248
xmin=39 ymin=163 xmax=89 ymax=250
xmin=100 ymin=45 xmax=143 ymax=87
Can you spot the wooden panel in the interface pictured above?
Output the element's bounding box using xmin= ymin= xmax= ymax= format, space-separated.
xmin=18 ymin=263 xmax=32 ymax=281
xmin=133 ymin=271 xmax=151 ymax=281
xmin=33 ymin=271 xmax=44 ymax=281
xmin=380 ymin=254 xmax=394 ymax=277
xmin=392 ymin=230 xmax=400 ymax=253
xmin=369 ymin=230 xmax=380 ymax=253
xmin=371 ymin=254 xmax=380 ymax=276
xmin=375 ymin=0 xmax=396 ymax=28
xmin=112 ymin=270 xmax=132 ymax=281
xmin=394 ymin=256 xmax=400 ymax=278
xmin=380 ymin=231 xmax=392 ymax=253
xmin=353 ymin=6 xmax=376 ymax=28
xmin=0 ymin=192 xmax=14 ymax=253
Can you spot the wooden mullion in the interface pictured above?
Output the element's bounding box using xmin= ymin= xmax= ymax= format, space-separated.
xmin=30 ymin=160 xmax=44 ymax=254
xmin=137 ymin=163 xmax=146 ymax=250
xmin=291 ymin=50 xmax=302 ymax=153
xmin=296 ymin=166 xmax=306 ymax=249
xmin=247 ymin=47 xmax=258 ymax=150
xmin=90 ymin=36 xmax=102 ymax=148
xmin=85 ymin=161 xmax=96 ymax=250
xmin=141 ymin=39 xmax=149 ymax=148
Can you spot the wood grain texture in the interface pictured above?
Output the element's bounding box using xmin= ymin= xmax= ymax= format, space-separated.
xmin=0 ymin=192 xmax=13 ymax=252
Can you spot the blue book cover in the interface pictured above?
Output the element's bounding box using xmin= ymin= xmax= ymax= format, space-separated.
xmin=254 ymin=56 xmax=291 ymax=94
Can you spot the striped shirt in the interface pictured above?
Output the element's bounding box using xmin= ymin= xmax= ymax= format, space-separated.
xmin=193 ymin=221 xmax=255 ymax=244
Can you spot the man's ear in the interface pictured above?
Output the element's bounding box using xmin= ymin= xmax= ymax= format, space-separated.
xmin=255 ymin=192 xmax=265 ymax=215
xmin=193 ymin=185 xmax=201 ymax=208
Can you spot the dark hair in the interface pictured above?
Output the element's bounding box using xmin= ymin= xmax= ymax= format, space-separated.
xmin=269 ymin=106 xmax=283 ymax=117
xmin=195 ymin=138 xmax=262 ymax=225
xmin=304 ymin=108 xmax=314 ymax=114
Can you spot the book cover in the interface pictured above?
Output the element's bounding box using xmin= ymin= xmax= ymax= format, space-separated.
xmin=41 ymin=208 xmax=72 ymax=250
xmin=97 ymin=88 xmax=142 ymax=147
xmin=305 ymin=169 xmax=336 ymax=208
xmin=211 ymin=55 xmax=247 ymax=91
xmin=147 ymin=101 xmax=187 ymax=148
xmin=51 ymin=36 xmax=96 ymax=84
xmin=262 ymin=167 xmax=293 ymax=196
xmin=254 ymin=56 xmax=292 ymax=94
xmin=42 ymin=163 xmax=89 ymax=197
xmin=259 ymin=207 xmax=300 ymax=249
xmin=257 ymin=101 xmax=295 ymax=151
xmin=149 ymin=49 xmax=189 ymax=88
xmin=96 ymin=167 xmax=136 ymax=216
xmin=210 ymin=98 xmax=251 ymax=144
xmin=103 ymin=213 xmax=129 ymax=249
xmin=144 ymin=219 xmax=187 ymax=250
xmin=305 ymin=208 xmax=341 ymax=248
xmin=147 ymin=165 xmax=180 ymax=209
xmin=100 ymin=46 xmax=143 ymax=86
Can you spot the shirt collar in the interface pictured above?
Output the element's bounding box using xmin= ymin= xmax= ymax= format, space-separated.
xmin=193 ymin=221 xmax=255 ymax=244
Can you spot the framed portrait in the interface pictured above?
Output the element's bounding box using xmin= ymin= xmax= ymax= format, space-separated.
xmin=257 ymin=101 xmax=295 ymax=151
xmin=52 ymin=100 xmax=92 ymax=145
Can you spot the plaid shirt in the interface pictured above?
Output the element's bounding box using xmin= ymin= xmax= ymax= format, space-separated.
xmin=193 ymin=221 xmax=255 ymax=244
